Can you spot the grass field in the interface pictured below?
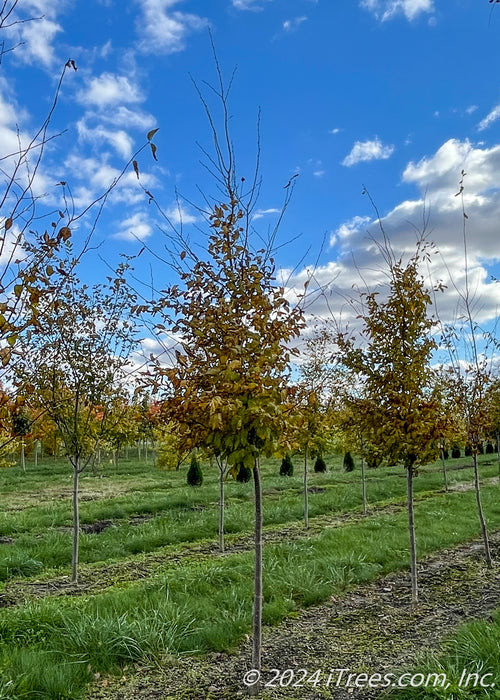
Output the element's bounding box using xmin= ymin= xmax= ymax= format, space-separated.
xmin=0 ymin=450 xmax=499 ymax=699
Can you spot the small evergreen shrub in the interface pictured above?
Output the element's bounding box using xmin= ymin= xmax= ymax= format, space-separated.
xmin=187 ymin=456 xmax=203 ymax=486
xmin=236 ymin=463 xmax=252 ymax=483
xmin=343 ymin=451 xmax=355 ymax=472
xmin=464 ymin=444 xmax=472 ymax=457
xmin=314 ymin=456 xmax=327 ymax=473
xmin=279 ymin=454 xmax=294 ymax=477
xmin=486 ymin=442 xmax=494 ymax=454
xmin=443 ymin=448 xmax=449 ymax=460
xmin=451 ymin=447 xmax=461 ymax=458
xmin=477 ymin=443 xmax=484 ymax=455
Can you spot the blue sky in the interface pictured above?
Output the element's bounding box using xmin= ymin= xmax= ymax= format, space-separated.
xmin=2 ymin=0 xmax=500 ymax=345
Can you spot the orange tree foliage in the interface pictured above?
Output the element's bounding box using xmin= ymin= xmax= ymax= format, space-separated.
xmin=336 ymin=237 xmax=444 ymax=604
xmin=149 ymin=199 xmax=304 ymax=468
xmin=337 ymin=239 xmax=444 ymax=472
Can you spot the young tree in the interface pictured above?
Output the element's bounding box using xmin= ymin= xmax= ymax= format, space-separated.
xmin=291 ymin=328 xmax=338 ymax=527
xmin=0 ymin=5 xmax=156 ymax=456
xmin=437 ymin=172 xmax=494 ymax=568
xmin=15 ymin=263 xmax=137 ymax=582
xmin=337 ymin=236 xmax=443 ymax=605
xmin=148 ymin=200 xmax=304 ymax=675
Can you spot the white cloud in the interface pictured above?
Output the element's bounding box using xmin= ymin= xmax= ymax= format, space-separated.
xmin=115 ymin=213 xmax=153 ymax=241
xmin=283 ymin=16 xmax=307 ymax=32
xmin=342 ymin=137 xmax=395 ymax=167
xmin=2 ymin=0 xmax=65 ymax=67
xmin=165 ymin=203 xmax=197 ymax=226
xmin=477 ymin=102 xmax=500 ymax=132
xmin=329 ymin=127 xmax=342 ymax=135
xmin=135 ymin=0 xmax=207 ymax=54
xmin=231 ymin=0 xmax=272 ymax=10
xmin=290 ymin=138 xmax=500 ymax=330
xmin=466 ymin=105 xmax=478 ymax=115
xmin=77 ymin=122 xmax=134 ymax=159
xmin=78 ymin=73 xmax=144 ymax=108
xmin=100 ymin=106 xmax=156 ymax=131
xmin=360 ymin=0 xmax=434 ymax=22
xmin=252 ymin=208 xmax=281 ymax=220
xmin=331 ymin=215 xmax=371 ymax=245
xmin=313 ymin=170 xmax=325 ymax=178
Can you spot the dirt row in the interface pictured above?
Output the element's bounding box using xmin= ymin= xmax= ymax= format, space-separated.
xmin=86 ymin=530 xmax=500 ymax=700
xmin=1 ymin=487 xmax=441 ymax=607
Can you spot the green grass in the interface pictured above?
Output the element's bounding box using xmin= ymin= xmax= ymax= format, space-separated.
xmin=388 ymin=608 xmax=500 ymax=699
xmin=1 ymin=452 xmax=497 ymax=585
xmin=0 ymin=483 xmax=499 ymax=699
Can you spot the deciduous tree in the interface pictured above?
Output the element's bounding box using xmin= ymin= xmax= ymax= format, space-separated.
xmin=15 ymin=262 xmax=137 ymax=582
xmin=337 ymin=236 xmax=443 ymax=605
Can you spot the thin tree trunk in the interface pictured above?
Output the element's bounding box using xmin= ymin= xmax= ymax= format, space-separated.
xmin=440 ymin=445 xmax=448 ymax=492
xmin=303 ymin=450 xmax=309 ymax=529
xmin=21 ymin=441 xmax=26 ymax=472
xmin=407 ymin=466 xmax=418 ymax=607
xmin=497 ymin=431 xmax=500 ymax=483
xmin=219 ymin=460 xmax=225 ymax=553
xmin=72 ymin=460 xmax=80 ymax=583
xmin=250 ymin=456 xmax=263 ymax=695
xmin=34 ymin=440 xmax=38 ymax=469
xmin=361 ymin=455 xmax=367 ymax=515
xmin=473 ymin=452 xmax=492 ymax=568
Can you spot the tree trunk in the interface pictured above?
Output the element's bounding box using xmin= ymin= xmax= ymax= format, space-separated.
xmin=361 ymin=455 xmax=367 ymax=515
xmin=21 ymin=441 xmax=26 ymax=472
xmin=407 ymin=466 xmax=418 ymax=607
xmin=72 ymin=460 xmax=80 ymax=583
xmin=250 ymin=456 xmax=263 ymax=695
xmin=497 ymin=431 xmax=500 ymax=483
xmin=303 ymin=450 xmax=309 ymax=529
xmin=440 ymin=445 xmax=448 ymax=492
xmin=219 ymin=460 xmax=225 ymax=553
xmin=473 ymin=452 xmax=492 ymax=568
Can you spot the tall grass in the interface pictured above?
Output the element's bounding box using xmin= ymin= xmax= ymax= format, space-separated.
xmin=1 ymin=455 xmax=497 ymax=585
xmin=0 ymin=485 xmax=499 ymax=699
xmin=389 ymin=609 xmax=500 ymax=698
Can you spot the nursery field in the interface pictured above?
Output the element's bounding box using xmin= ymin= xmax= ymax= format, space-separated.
xmin=0 ymin=451 xmax=499 ymax=699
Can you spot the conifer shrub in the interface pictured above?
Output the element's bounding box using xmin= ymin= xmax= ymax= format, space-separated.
xmin=236 ymin=463 xmax=252 ymax=482
xmin=343 ymin=451 xmax=355 ymax=472
xmin=464 ymin=444 xmax=472 ymax=457
xmin=477 ymin=443 xmax=484 ymax=455
xmin=313 ymin=456 xmax=327 ymax=473
xmin=451 ymin=447 xmax=461 ymax=458
xmin=443 ymin=448 xmax=449 ymax=459
xmin=187 ymin=456 xmax=203 ymax=486
xmin=279 ymin=454 xmax=293 ymax=477
xmin=486 ymin=442 xmax=494 ymax=454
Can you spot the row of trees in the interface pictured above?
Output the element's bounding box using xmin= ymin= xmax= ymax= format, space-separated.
xmin=2 ymin=11 xmax=498 ymax=686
